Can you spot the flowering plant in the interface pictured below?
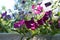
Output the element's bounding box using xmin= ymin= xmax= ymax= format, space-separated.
xmin=0 ymin=0 xmax=60 ymax=40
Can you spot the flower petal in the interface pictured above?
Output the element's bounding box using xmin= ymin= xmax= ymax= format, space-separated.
xmin=25 ymin=19 xmax=38 ymax=30
xmin=14 ymin=20 xmax=25 ymax=28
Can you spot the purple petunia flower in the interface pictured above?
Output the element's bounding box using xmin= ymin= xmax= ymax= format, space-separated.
xmin=37 ymin=19 xmax=44 ymax=25
xmin=25 ymin=19 xmax=38 ymax=30
xmin=14 ymin=20 xmax=25 ymax=28
xmin=1 ymin=11 xmax=12 ymax=20
xmin=43 ymin=14 xmax=49 ymax=22
xmin=37 ymin=11 xmax=52 ymax=25
xmin=43 ymin=10 xmax=52 ymax=22
xmin=2 ymin=11 xmax=7 ymax=18
xmin=58 ymin=20 xmax=60 ymax=28
xmin=4 ymin=15 xmax=11 ymax=20
xmin=45 ymin=11 xmax=52 ymax=17
xmin=45 ymin=2 xmax=51 ymax=7
xmin=32 ymin=5 xmax=35 ymax=9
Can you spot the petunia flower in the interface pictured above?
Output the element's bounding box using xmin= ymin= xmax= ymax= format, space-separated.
xmin=58 ymin=20 xmax=60 ymax=28
xmin=45 ymin=2 xmax=51 ymax=7
xmin=42 ymin=13 xmax=49 ymax=22
xmin=32 ymin=5 xmax=35 ymax=9
xmin=25 ymin=18 xmax=38 ymax=30
xmin=36 ymin=5 xmax=43 ymax=11
xmin=37 ymin=11 xmax=52 ymax=25
xmin=34 ymin=10 xmax=40 ymax=14
xmin=43 ymin=10 xmax=52 ymax=22
xmin=2 ymin=11 xmax=7 ymax=18
xmin=14 ymin=20 xmax=25 ymax=28
xmin=32 ymin=5 xmax=43 ymax=14
xmin=37 ymin=19 xmax=44 ymax=25
xmin=1 ymin=11 xmax=12 ymax=20
xmin=4 ymin=15 xmax=11 ymax=20
xmin=45 ymin=10 xmax=52 ymax=17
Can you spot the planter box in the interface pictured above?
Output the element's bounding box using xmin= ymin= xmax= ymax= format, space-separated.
xmin=21 ymin=34 xmax=60 ymax=40
xmin=0 ymin=33 xmax=20 ymax=40
xmin=0 ymin=33 xmax=60 ymax=40
xmin=51 ymin=34 xmax=60 ymax=40
xmin=22 ymin=35 xmax=52 ymax=40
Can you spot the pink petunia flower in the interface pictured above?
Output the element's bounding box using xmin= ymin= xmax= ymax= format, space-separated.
xmin=36 ymin=5 xmax=43 ymax=11
xmin=34 ymin=10 xmax=40 ymax=14
xmin=32 ymin=5 xmax=43 ymax=14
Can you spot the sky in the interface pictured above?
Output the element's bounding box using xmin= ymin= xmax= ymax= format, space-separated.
xmin=0 ymin=0 xmax=15 ymax=10
xmin=0 ymin=0 xmax=58 ymax=12
xmin=0 ymin=0 xmax=51 ymax=10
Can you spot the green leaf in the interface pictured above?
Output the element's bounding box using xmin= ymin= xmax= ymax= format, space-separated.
xmin=58 ymin=12 xmax=60 ymax=16
xmin=2 ymin=6 xmax=6 ymax=10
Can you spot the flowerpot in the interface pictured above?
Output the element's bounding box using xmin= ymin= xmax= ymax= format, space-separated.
xmin=0 ymin=33 xmax=20 ymax=40
xmin=0 ymin=33 xmax=60 ymax=40
xmin=21 ymin=34 xmax=52 ymax=40
xmin=30 ymin=35 xmax=52 ymax=40
xmin=31 ymin=35 xmax=52 ymax=40
xmin=21 ymin=34 xmax=60 ymax=40
xmin=51 ymin=34 xmax=60 ymax=40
